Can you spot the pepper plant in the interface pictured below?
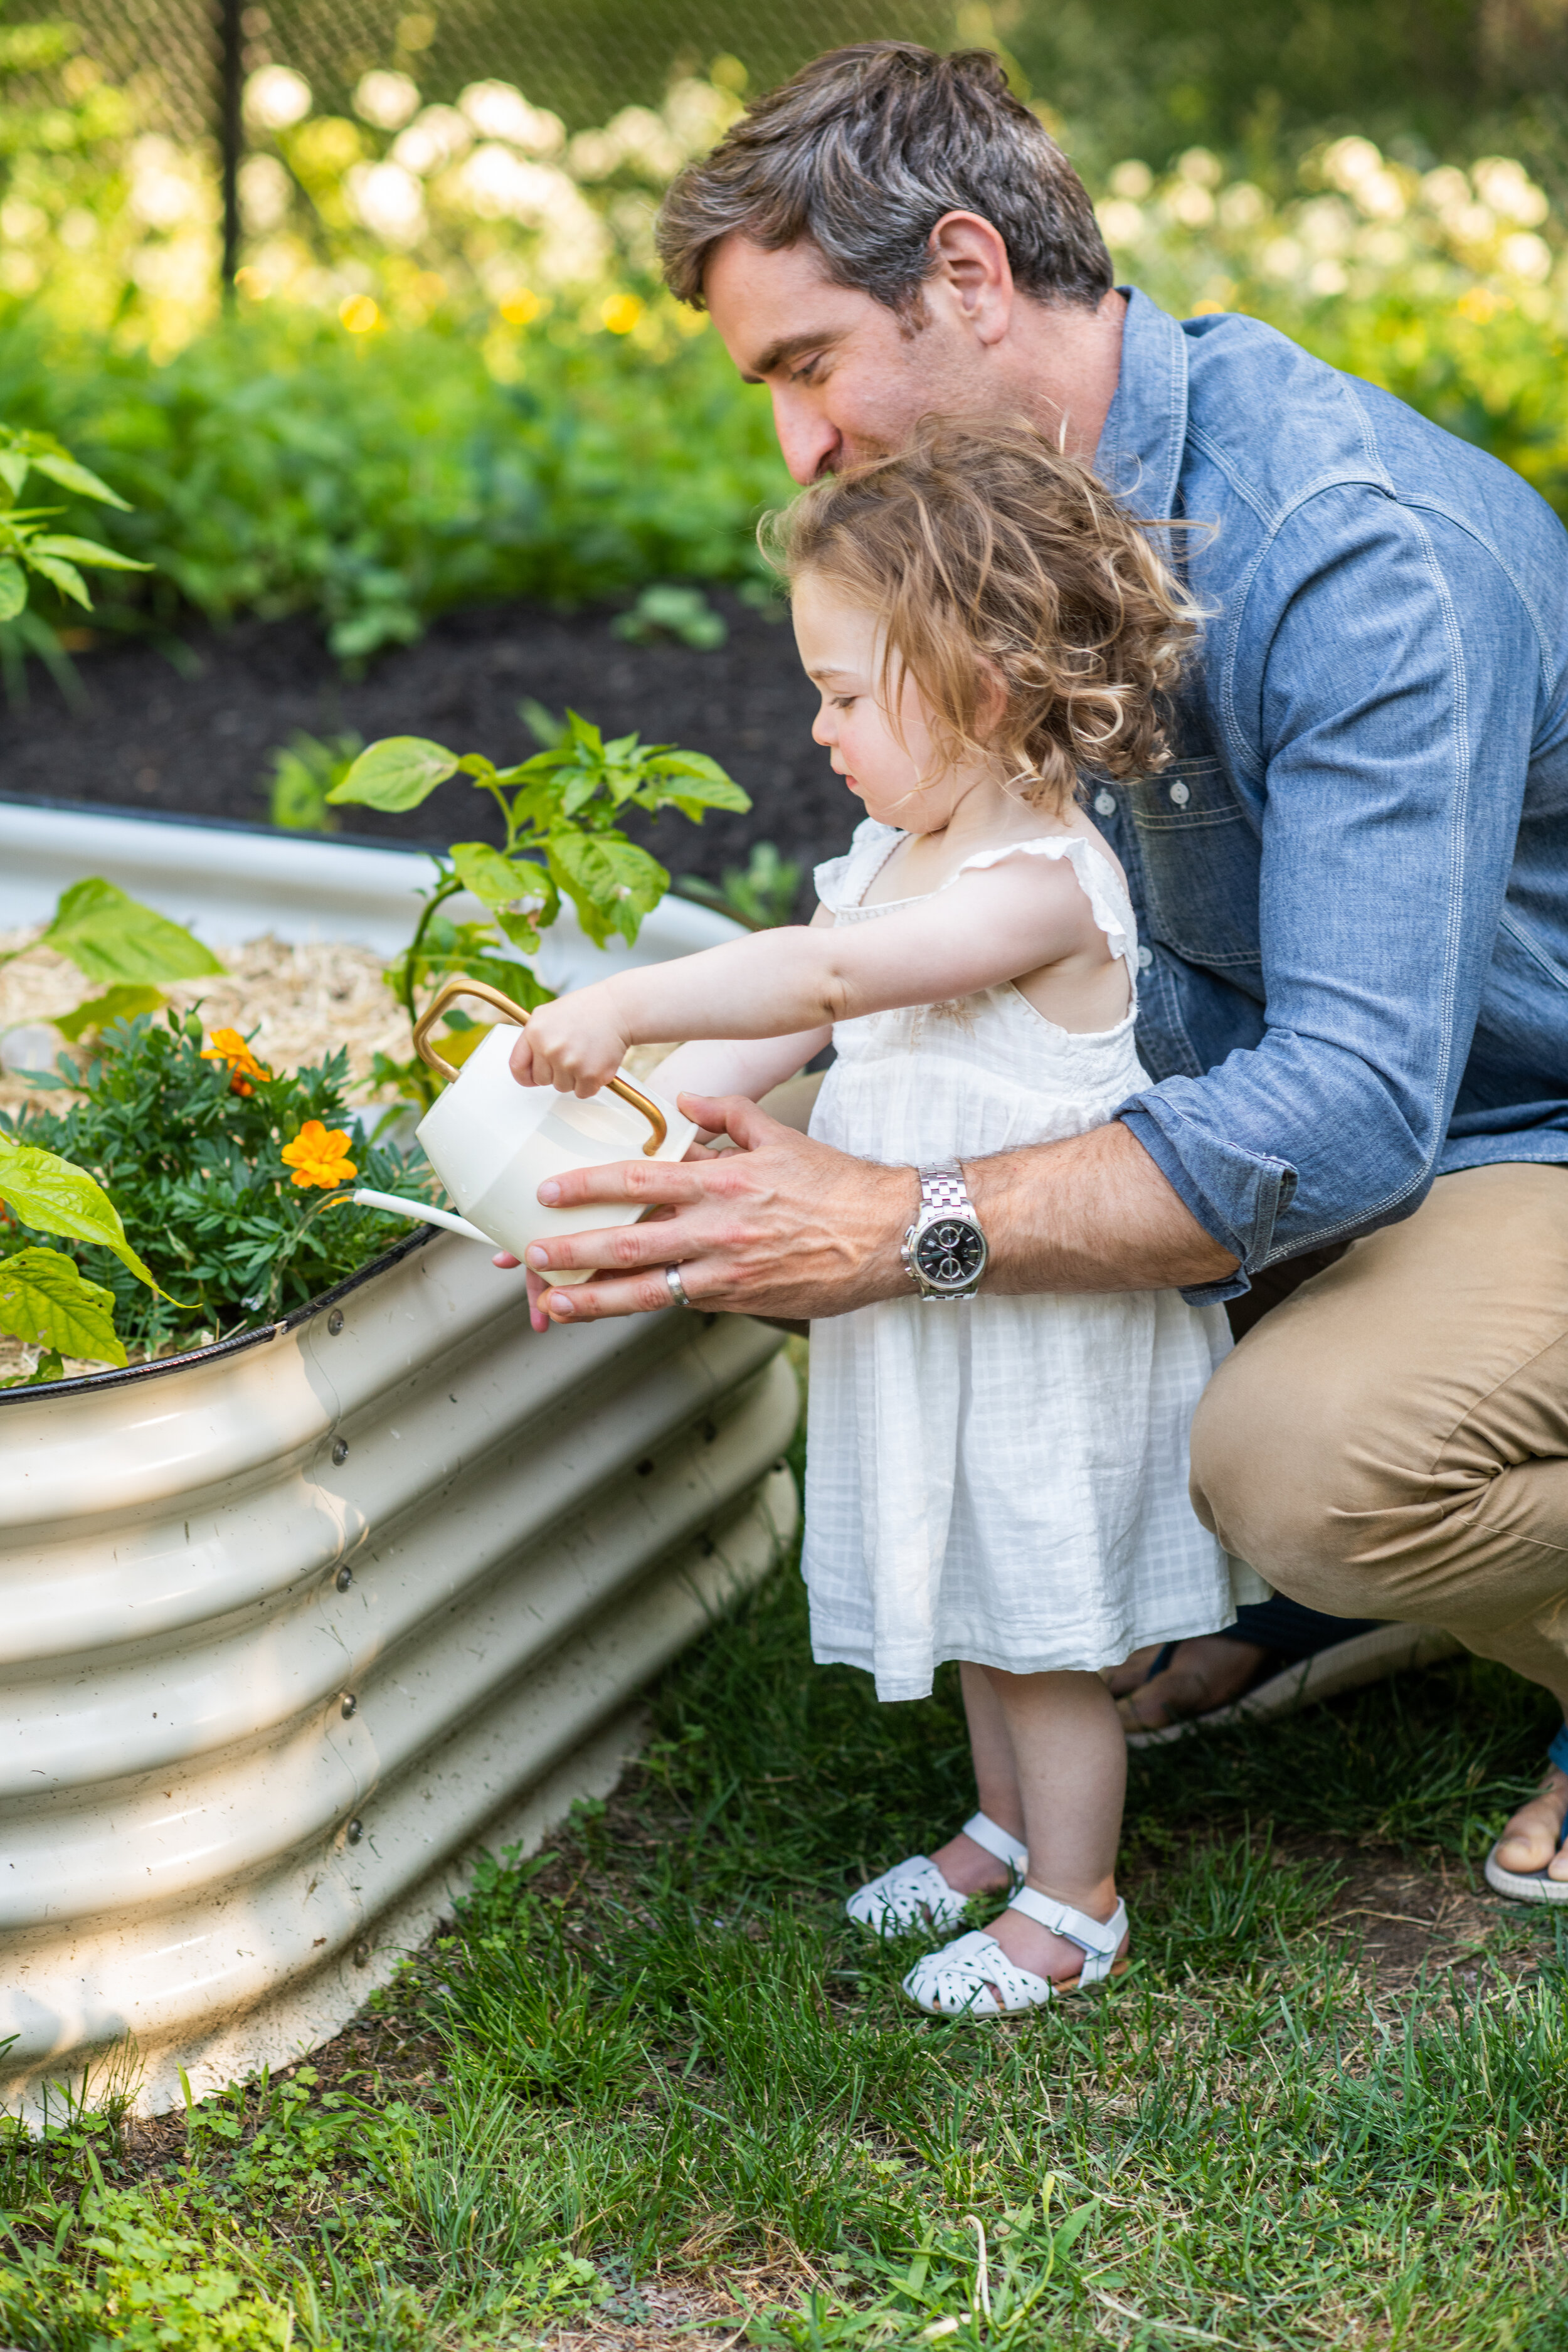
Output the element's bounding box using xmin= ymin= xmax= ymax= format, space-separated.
xmin=327 ymin=711 xmax=750 ymax=1111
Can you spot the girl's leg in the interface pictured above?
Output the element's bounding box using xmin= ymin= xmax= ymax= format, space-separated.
xmin=978 ymin=1665 xmax=1128 ymax=1983
xmin=926 ymin=1663 xmax=1025 ymax=1896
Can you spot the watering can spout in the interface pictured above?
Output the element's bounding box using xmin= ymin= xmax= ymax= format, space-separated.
xmin=352 ymin=1187 xmax=492 ymax=1246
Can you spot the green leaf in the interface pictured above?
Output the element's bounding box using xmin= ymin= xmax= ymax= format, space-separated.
xmin=28 ymin=532 xmax=152 ymax=572
xmin=547 ymin=831 xmax=669 ymax=948
xmin=642 ymin=750 xmax=752 ymax=815
xmin=448 ymin=842 xmax=553 ymax=951
xmin=38 ymin=879 xmax=225 ymax=987
xmin=0 ymin=556 xmax=26 ymax=620
xmin=0 ymin=451 xmax=28 ymax=500
xmin=55 ymin=983 xmax=167 ymax=1041
xmin=29 ymin=452 xmax=132 ymax=510
xmin=327 ymin=736 xmax=458 ymax=812
xmin=0 ymin=1244 xmax=125 ymax=1365
xmin=0 ymin=1136 xmax=174 ymax=1298
xmin=26 ymin=551 xmax=90 ymax=607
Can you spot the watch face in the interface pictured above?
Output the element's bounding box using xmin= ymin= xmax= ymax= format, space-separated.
xmin=915 ymin=1217 xmax=985 ymax=1290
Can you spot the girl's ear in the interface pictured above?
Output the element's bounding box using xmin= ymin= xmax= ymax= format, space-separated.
xmin=972 ymin=654 xmax=1010 ymax=748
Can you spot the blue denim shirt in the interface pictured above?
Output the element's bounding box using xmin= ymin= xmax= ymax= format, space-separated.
xmin=1095 ymin=288 xmax=1568 ymax=1300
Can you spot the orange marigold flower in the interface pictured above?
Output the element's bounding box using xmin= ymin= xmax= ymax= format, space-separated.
xmin=280 ymin=1119 xmax=358 ymax=1190
xmin=201 ymin=1025 xmax=271 ymax=1096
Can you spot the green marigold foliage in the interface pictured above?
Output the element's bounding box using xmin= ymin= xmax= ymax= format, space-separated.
xmin=0 ymin=1012 xmax=432 ymax=1351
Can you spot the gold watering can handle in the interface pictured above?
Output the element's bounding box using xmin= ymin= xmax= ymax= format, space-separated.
xmin=411 ymin=976 xmax=668 ymax=1158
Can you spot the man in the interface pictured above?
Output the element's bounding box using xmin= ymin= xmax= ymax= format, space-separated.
xmin=521 ymin=44 xmax=1568 ymax=1887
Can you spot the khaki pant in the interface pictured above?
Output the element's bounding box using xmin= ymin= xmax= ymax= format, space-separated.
xmin=1190 ymin=1163 xmax=1568 ymax=1710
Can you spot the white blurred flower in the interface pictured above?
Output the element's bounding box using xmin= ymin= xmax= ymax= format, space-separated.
xmin=0 ymin=199 xmax=46 ymax=242
xmin=458 ymin=80 xmax=564 ymax=154
xmin=245 ymin=66 xmax=312 ymax=131
xmin=1166 ymin=181 xmax=1215 ymax=228
xmin=601 ymin=105 xmax=682 ymax=179
xmin=1177 ymin=147 xmax=1222 ymax=187
xmin=238 ymin=152 xmax=291 ymax=232
xmin=1098 ymin=199 xmax=1144 ymax=247
xmin=567 ymin=129 xmax=620 ymax=180
xmin=1260 ymin=236 xmax=1303 ymax=280
xmin=662 ymin=76 xmax=742 ymax=156
xmin=1322 ymin=135 xmax=1382 ymax=192
xmin=1421 ymin=167 xmax=1470 ymax=212
xmin=129 ymin=134 xmax=199 ymax=229
xmin=1446 ymin=202 xmax=1497 ymax=246
xmin=1353 ymin=169 xmax=1406 ymax=222
xmin=0 ymin=252 xmax=40 ymax=294
xmin=392 ymin=105 xmax=471 ymax=174
xmin=1297 ymin=196 xmax=1353 ymax=255
xmin=59 ymin=207 xmax=98 ymax=250
xmin=1219 ymin=181 xmax=1266 ymax=230
xmin=346 ymin=159 xmax=426 ymax=244
xmin=1472 ymin=157 xmax=1549 ymax=226
xmin=1501 ymin=231 xmax=1552 ymax=282
xmin=1307 ymin=258 xmax=1348 ymax=295
xmin=355 ymin=70 xmax=421 ymax=130
xmin=1108 ymin=159 xmax=1152 ymax=200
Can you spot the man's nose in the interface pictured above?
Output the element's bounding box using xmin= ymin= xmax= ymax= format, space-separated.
xmin=771 ymin=390 xmax=839 ymax=485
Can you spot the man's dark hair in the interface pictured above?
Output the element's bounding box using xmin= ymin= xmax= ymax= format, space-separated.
xmin=657 ymin=43 xmax=1113 ymax=317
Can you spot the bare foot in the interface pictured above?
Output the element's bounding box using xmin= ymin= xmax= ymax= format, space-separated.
xmin=1493 ymin=1765 xmax=1568 ymax=1881
xmin=927 ymin=1826 xmax=1020 ymax=1898
xmin=1103 ymin=1643 xmax=1163 ymax=1698
xmin=1115 ymin=1636 xmax=1274 ymax=1732
xmin=986 ymin=1880 xmax=1128 ymax=1990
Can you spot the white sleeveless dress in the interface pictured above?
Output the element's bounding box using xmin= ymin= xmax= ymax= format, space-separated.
xmin=803 ymin=817 xmax=1242 ymax=1703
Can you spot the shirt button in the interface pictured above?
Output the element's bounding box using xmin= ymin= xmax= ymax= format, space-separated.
xmin=1137 ymin=945 xmax=1153 ymax=970
xmin=1094 ymin=790 xmax=1116 ymax=817
xmin=1168 ymin=780 xmax=1190 ymax=807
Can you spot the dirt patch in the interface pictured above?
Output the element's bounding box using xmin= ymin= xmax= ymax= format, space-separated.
xmin=0 ymin=592 xmax=842 ymax=909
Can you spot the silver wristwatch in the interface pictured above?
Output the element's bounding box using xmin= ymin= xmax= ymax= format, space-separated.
xmin=901 ymin=1163 xmax=988 ymax=1301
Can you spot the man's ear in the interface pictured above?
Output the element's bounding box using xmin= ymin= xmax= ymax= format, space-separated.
xmin=927 ymin=212 xmax=1015 ymax=346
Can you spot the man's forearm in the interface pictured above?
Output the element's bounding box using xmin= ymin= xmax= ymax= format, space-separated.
xmin=967 ymin=1119 xmax=1239 ymax=1294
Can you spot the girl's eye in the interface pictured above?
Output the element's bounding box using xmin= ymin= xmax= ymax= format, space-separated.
xmin=832 ymin=695 xmax=857 ymax=710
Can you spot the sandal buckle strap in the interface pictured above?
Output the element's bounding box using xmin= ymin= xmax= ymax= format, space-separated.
xmin=1007 ymin=1886 xmax=1128 ymax=1983
xmin=960 ymin=1811 xmax=1029 ymax=1872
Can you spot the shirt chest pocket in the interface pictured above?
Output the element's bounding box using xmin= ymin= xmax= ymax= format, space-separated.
xmin=1126 ymin=760 xmax=1263 ymax=977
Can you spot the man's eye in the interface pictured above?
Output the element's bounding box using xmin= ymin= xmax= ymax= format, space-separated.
xmin=791 ymin=355 xmax=823 ymax=383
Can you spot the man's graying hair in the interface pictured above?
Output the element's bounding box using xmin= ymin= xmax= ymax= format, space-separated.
xmin=657 ymin=43 xmax=1113 ymax=316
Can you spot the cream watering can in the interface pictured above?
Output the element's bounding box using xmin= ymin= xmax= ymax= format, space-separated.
xmin=354 ymin=978 xmax=696 ymax=1285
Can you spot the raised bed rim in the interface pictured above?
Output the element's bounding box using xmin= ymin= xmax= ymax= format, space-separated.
xmin=0 ymin=1221 xmax=438 ymax=1409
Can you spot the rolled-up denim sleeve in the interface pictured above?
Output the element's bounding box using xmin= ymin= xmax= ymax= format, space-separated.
xmin=1118 ymin=484 xmax=1540 ymax=1298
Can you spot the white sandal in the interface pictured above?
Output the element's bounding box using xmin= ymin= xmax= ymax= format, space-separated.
xmin=845 ymin=1811 xmax=1027 ymax=1939
xmin=901 ymin=1884 xmax=1130 ymax=2016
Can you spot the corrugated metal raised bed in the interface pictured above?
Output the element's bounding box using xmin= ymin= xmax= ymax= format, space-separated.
xmin=0 ymin=803 xmax=798 ymax=2116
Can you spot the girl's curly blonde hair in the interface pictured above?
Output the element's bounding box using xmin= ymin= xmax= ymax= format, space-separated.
xmin=763 ymin=416 xmax=1202 ymax=813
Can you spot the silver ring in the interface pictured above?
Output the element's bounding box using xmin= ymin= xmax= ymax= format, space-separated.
xmin=664 ymin=1263 xmax=693 ymax=1309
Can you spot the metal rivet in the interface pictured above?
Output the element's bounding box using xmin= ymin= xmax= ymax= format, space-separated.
xmin=1094 ymin=790 xmax=1116 ymax=817
xmin=1137 ymin=945 xmax=1154 ymax=970
xmin=331 ymin=1438 xmax=349 ymax=1466
xmin=346 ymin=1818 xmax=363 ymax=1844
xmin=1169 ymin=779 xmax=1190 ymax=807
xmin=335 ymin=1564 xmax=353 ymax=1593
xmin=327 ymin=1309 xmax=344 ymax=1336
xmin=341 ymin=1692 xmax=358 ymax=1719
xmin=352 ymin=1941 xmax=371 ymax=1968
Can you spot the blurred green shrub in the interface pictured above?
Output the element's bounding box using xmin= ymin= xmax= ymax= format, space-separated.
xmin=263 ymin=728 xmax=359 ymax=831
xmin=612 ymin=581 xmax=727 ymax=648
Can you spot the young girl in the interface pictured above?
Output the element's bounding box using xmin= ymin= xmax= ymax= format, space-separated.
xmin=507 ymin=418 xmax=1246 ymax=2016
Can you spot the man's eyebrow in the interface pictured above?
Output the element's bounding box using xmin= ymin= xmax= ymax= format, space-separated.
xmin=741 ymin=328 xmax=842 ymax=384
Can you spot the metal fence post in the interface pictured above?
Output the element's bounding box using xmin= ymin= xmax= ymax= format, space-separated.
xmin=218 ymin=0 xmax=242 ymax=306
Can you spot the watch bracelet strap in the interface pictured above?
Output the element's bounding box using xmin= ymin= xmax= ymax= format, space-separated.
xmin=919 ymin=1163 xmax=975 ymax=1218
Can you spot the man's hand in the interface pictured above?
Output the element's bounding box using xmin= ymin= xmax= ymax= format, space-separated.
xmin=505 ymin=1090 xmax=1239 ymax=1332
xmin=508 ymin=984 xmax=631 ymax=1098
xmin=518 ymin=1093 xmax=914 ymax=1327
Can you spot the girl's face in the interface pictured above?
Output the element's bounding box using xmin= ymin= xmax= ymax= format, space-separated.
xmin=792 ymin=571 xmax=959 ymax=834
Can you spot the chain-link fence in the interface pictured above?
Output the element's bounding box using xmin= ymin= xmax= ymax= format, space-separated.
xmin=19 ymin=0 xmax=955 ymax=142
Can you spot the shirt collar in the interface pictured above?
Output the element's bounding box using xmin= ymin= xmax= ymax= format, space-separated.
xmin=1093 ymin=287 xmax=1189 ymax=523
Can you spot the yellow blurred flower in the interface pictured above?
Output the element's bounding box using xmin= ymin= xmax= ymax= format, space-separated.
xmin=339 ymin=293 xmax=381 ymax=333
xmin=600 ymin=290 xmax=641 ymax=334
xmin=282 ymin=1118 xmax=358 ymax=1188
xmin=201 ymin=1025 xmax=271 ymax=1095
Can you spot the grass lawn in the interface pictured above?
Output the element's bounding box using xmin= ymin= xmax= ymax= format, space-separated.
xmin=5 ymin=1434 xmax=1567 ymax=2349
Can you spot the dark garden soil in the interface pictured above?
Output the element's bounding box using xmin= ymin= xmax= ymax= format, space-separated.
xmin=0 ymin=589 xmax=844 ymax=914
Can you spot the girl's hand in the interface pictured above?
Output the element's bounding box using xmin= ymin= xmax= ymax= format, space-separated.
xmin=508 ymin=988 xmax=631 ymax=1098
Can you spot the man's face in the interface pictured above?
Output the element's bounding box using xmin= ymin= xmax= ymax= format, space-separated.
xmin=705 ymin=233 xmax=999 ymax=484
